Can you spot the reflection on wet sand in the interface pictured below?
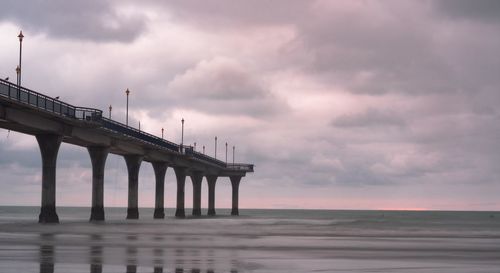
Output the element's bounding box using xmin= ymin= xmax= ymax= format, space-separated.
xmin=36 ymin=232 xmax=238 ymax=273
xmin=39 ymin=233 xmax=54 ymax=273
xmin=90 ymin=234 xmax=103 ymax=273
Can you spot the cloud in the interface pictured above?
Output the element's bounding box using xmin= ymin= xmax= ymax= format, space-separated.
xmin=0 ymin=0 xmax=147 ymax=42
xmin=165 ymin=57 xmax=288 ymax=117
xmin=433 ymin=0 xmax=500 ymax=22
xmin=332 ymin=108 xmax=406 ymax=128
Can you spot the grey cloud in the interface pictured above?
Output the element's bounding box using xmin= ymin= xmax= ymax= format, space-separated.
xmin=164 ymin=57 xmax=288 ymax=117
xmin=433 ymin=0 xmax=500 ymax=22
xmin=332 ymin=109 xmax=406 ymax=128
xmin=0 ymin=0 xmax=147 ymax=42
xmin=155 ymin=0 xmax=308 ymax=28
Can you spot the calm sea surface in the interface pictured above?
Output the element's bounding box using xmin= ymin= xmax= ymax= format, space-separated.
xmin=0 ymin=206 xmax=499 ymax=273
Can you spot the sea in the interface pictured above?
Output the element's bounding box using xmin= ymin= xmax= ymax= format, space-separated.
xmin=0 ymin=207 xmax=499 ymax=273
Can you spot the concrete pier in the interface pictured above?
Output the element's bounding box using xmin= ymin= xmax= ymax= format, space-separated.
xmin=206 ymin=175 xmax=218 ymax=216
xmin=174 ymin=167 xmax=187 ymax=218
xmin=124 ymin=155 xmax=143 ymax=219
xmin=36 ymin=134 xmax=62 ymax=223
xmin=87 ymin=146 xmax=109 ymax=221
xmin=191 ymin=172 xmax=203 ymax=216
xmin=230 ymin=176 xmax=242 ymax=216
xmin=152 ymin=162 xmax=168 ymax=219
xmin=0 ymin=78 xmax=253 ymax=223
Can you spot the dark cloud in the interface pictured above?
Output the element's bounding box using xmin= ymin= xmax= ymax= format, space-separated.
xmin=433 ymin=0 xmax=500 ymax=22
xmin=0 ymin=0 xmax=147 ymax=42
xmin=164 ymin=57 xmax=288 ymax=117
xmin=156 ymin=0 xmax=308 ymax=28
xmin=332 ymin=109 xmax=406 ymax=128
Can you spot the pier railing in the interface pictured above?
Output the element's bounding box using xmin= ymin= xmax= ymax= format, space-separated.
xmin=1 ymin=79 xmax=252 ymax=171
xmin=226 ymin=163 xmax=254 ymax=172
xmin=0 ymin=79 xmax=102 ymax=121
xmin=185 ymin=147 xmax=227 ymax=167
xmin=101 ymin=118 xmax=180 ymax=152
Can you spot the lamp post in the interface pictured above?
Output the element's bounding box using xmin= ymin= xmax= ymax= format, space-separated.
xmin=125 ymin=88 xmax=130 ymax=126
xmin=225 ymin=142 xmax=228 ymax=163
xmin=161 ymin=128 xmax=164 ymax=139
xmin=181 ymin=118 xmax=184 ymax=147
xmin=214 ymin=136 xmax=218 ymax=159
xmin=194 ymin=142 xmax=196 ymax=151
xmin=139 ymin=121 xmax=141 ymax=131
xmin=108 ymin=105 xmax=112 ymax=119
xmin=15 ymin=66 xmax=20 ymax=99
xmin=17 ymin=31 xmax=24 ymax=87
xmin=233 ymin=146 xmax=235 ymax=165
xmin=203 ymin=145 xmax=205 ymax=154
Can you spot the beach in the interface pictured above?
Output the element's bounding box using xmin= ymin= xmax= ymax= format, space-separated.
xmin=0 ymin=207 xmax=499 ymax=272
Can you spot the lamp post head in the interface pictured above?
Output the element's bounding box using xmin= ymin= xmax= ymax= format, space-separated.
xmin=18 ymin=31 xmax=24 ymax=42
xmin=125 ymin=88 xmax=130 ymax=96
xmin=181 ymin=118 xmax=184 ymax=124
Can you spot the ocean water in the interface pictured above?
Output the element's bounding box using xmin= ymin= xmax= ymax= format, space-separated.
xmin=0 ymin=207 xmax=499 ymax=273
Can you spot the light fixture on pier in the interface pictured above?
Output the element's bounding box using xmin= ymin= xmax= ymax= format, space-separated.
xmin=125 ymin=88 xmax=130 ymax=126
xmin=233 ymin=145 xmax=235 ymax=164
xmin=181 ymin=118 xmax=184 ymax=147
xmin=17 ymin=31 xmax=24 ymax=87
xmin=215 ymin=136 xmax=218 ymax=159
xmin=194 ymin=142 xmax=196 ymax=151
xmin=161 ymin=128 xmax=164 ymax=139
xmin=203 ymin=145 xmax=205 ymax=154
xmin=108 ymin=105 xmax=112 ymax=119
xmin=225 ymin=142 xmax=228 ymax=163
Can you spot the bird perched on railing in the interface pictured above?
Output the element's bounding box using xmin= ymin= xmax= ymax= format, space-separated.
xmin=54 ymin=96 xmax=60 ymax=100
xmin=4 ymin=77 xmax=8 ymax=81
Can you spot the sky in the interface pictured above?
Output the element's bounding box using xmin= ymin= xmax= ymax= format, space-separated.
xmin=0 ymin=0 xmax=499 ymax=211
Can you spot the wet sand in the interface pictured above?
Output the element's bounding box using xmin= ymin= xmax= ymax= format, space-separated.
xmin=0 ymin=208 xmax=500 ymax=272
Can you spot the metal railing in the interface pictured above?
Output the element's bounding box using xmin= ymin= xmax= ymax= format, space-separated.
xmin=0 ymin=79 xmax=253 ymax=171
xmin=226 ymin=163 xmax=254 ymax=172
xmin=101 ymin=118 xmax=180 ymax=152
xmin=0 ymin=79 xmax=102 ymax=121
xmin=185 ymin=148 xmax=227 ymax=167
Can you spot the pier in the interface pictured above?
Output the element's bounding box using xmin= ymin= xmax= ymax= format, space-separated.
xmin=0 ymin=79 xmax=254 ymax=223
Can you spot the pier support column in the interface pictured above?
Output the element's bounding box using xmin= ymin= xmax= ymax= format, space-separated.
xmin=206 ymin=175 xmax=218 ymax=216
xmin=87 ymin=146 xmax=109 ymax=221
xmin=230 ymin=176 xmax=242 ymax=216
xmin=191 ymin=172 xmax=203 ymax=216
xmin=124 ymin=155 xmax=143 ymax=219
xmin=152 ymin=162 xmax=168 ymax=219
xmin=36 ymin=134 xmax=62 ymax=224
xmin=174 ymin=167 xmax=187 ymax=218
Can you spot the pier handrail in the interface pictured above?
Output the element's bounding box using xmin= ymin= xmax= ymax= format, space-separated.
xmin=226 ymin=163 xmax=254 ymax=172
xmin=101 ymin=117 xmax=180 ymax=152
xmin=185 ymin=148 xmax=227 ymax=167
xmin=0 ymin=79 xmax=102 ymax=121
xmin=1 ymin=79 xmax=252 ymax=171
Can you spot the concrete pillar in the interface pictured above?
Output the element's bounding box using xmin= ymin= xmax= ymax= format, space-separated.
xmin=87 ymin=146 xmax=109 ymax=221
xmin=124 ymin=155 xmax=143 ymax=219
xmin=190 ymin=172 xmax=203 ymax=216
xmin=230 ymin=176 xmax=242 ymax=216
xmin=36 ymin=134 xmax=62 ymax=224
xmin=206 ymin=175 xmax=218 ymax=216
xmin=174 ymin=167 xmax=187 ymax=218
xmin=152 ymin=162 xmax=168 ymax=219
